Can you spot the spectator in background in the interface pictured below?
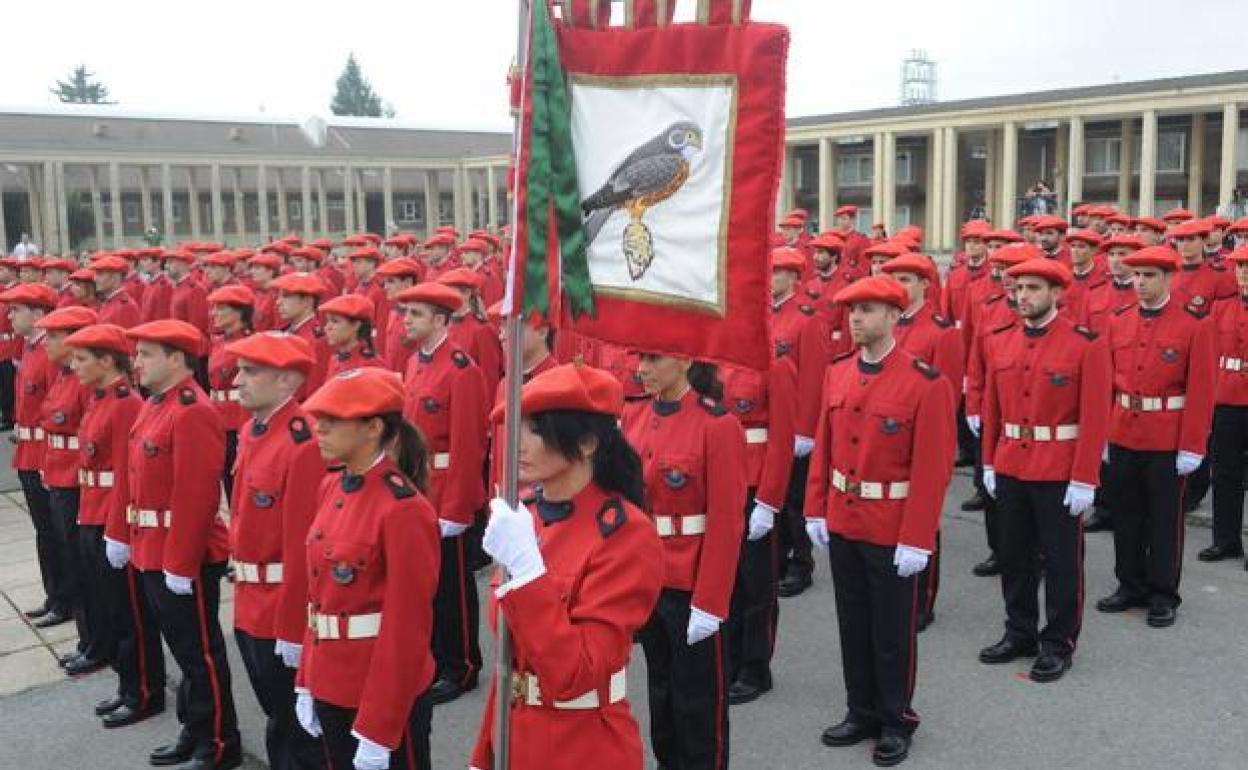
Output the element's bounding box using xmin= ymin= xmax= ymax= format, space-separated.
xmin=12 ymin=233 xmax=39 ymax=258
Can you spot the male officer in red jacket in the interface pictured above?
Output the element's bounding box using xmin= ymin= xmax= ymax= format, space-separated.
xmin=92 ymin=256 xmax=142 ymax=328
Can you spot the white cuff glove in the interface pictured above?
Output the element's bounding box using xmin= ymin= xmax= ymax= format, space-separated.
xmin=1176 ymin=451 xmax=1203 ymax=476
xmin=352 ymin=732 xmax=391 ymax=770
xmin=483 ymin=497 xmax=545 ymax=585
xmin=295 ymin=688 xmax=321 ymax=737
xmin=746 ymin=502 xmax=775 ymax=541
xmin=438 ymin=519 xmax=469 ymax=538
xmin=104 ymin=537 xmax=130 ymax=569
xmin=893 ymin=544 xmax=930 ymax=578
xmin=966 ymin=414 xmax=981 ymax=437
xmin=1063 ymin=481 xmax=1096 ymax=517
xmin=686 ymin=606 xmax=722 ymax=646
xmin=274 ymin=639 xmax=302 ymax=669
xmin=164 ymin=571 xmax=193 ymax=595
xmin=805 ymin=517 xmax=830 ymax=549
xmin=982 ymin=466 xmax=997 ymax=498
xmin=794 ymin=435 xmax=815 ymax=458
xmin=1101 ymin=444 xmax=1110 ymax=464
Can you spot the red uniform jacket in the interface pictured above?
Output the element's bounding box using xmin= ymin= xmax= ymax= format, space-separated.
xmin=1213 ymin=296 xmax=1248 ymax=405
xmin=965 ymin=294 xmax=1019 ymax=417
xmin=621 ymin=389 xmax=746 ymax=618
xmin=285 ymin=315 xmax=330 ymax=401
xmin=471 ymin=484 xmax=664 ymax=770
xmin=981 ymin=316 xmax=1112 ymax=485
xmin=1081 ymin=278 xmax=1136 ymax=335
xmin=941 ymin=257 xmax=990 ymax=342
xmin=122 ymin=273 xmax=146 ymax=305
xmin=13 ymin=333 xmax=52 ymax=472
xmin=169 ymin=275 xmax=210 ymax=335
xmin=895 ymin=301 xmax=965 ymax=398
xmin=402 ymin=338 xmax=487 ymax=524
xmin=448 ymin=313 xmax=503 ymax=400
xmin=352 ymin=276 xmax=391 ymax=340
xmin=720 ymin=359 xmax=797 ymax=511
xmin=1107 ymin=299 xmax=1216 ymax=454
xmin=325 ymin=342 xmax=384 ymax=379
xmin=124 ymin=376 xmax=228 ymax=577
xmin=140 ymin=275 xmax=172 ymax=323
xmin=0 ymin=289 xmax=19 ymax=361
xmin=39 ymin=366 xmax=88 ymax=488
xmin=208 ymin=330 xmax=249 ymax=431
xmin=317 ymin=265 xmax=345 ymax=296
xmin=803 ymin=269 xmax=852 ymax=323
xmin=251 ymin=286 xmax=278 ymax=332
xmin=839 ymin=230 xmax=871 ymax=282
xmin=381 ymin=308 xmax=416 ymax=374
xmin=771 ymin=293 xmax=829 ymax=438
xmin=1172 ymin=261 xmax=1237 ymax=309
xmin=804 ymin=349 xmax=954 ymax=551
xmin=1041 ymin=244 xmax=1073 ymax=267
xmin=97 ymin=289 xmax=141 ymax=329
xmin=487 ymin=355 xmax=558 ymax=495
xmin=1063 ymin=262 xmax=1109 ymax=322
xmin=297 ymin=460 xmax=439 ymax=749
xmin=229 ymin=399 xmax=324 ymax=642
xmin=79 ymin=379 xmax=140 ymax=532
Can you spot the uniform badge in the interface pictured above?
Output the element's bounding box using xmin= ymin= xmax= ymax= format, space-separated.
xmin=1049 ymin=373 xmax=1070 ymax=386
xmin=776 ymin=340 xmax=792 ymax=357
xmin=1192 ymin=296 xmax=1205 ymax=306
xmin=631 ymin=371 xmax=643 ymax=384
xmin=85 ymin=442 xmax=97 ymax=457
xmin=421 ymin=396 xmax=440 ymax=413
xmin=663 ymin=468 xmax=689 ymax=489
xmin=142 ymin=440 xmax=158 ymax=457
xmin=331 ymin=562 xmax=356 ymax=585
xmin=1160 ymin=347 xmax=1178 ymax=363
xmin=253 ymin=492 xmax=275 ymax=508
xmin=881 ymin=417 xmax=901 ymax=435
xmin=734 ymin=399 xmax=753 ymax=414
xmin=52 ymin=411 xmax=66 ymax=425
xmin=23 ymin=383 xmax=35 ymax=394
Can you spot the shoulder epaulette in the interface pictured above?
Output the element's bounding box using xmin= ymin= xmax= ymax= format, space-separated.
xmin=115 ymin=384 xmax=130 ymax=398
xmin=382 ymin=470 xmax=416 ymax=499
xmin=985 ymin=293 xmax=1005 ymax=305
xmin=990 ymin=320 xmax=1015 ymax=334
xmin=178 ymin=387 xmax=196 ymax=405
xmin=799 ymin=304 xmax=815 ymax=316
xmin=1209 ymin=262 xmax=1227 ymax=272
xmin=452 ymin=350 xmax=470 ymax=368
xmin=805 ymin=288 xmax=821 ymax=299
xmin=1113 ymin=303 xmax=1134 ymax=316
xmin=1074 ymin=325 xmax=1098 ymax=341
xmin=831 ymin=350 xmax=856 ymax=364
xmin=312 ymin=325 xmax=325 ymax=338
xmin=596 ymin=497 xmax=628 ymax=538
xmin=699 ymin=396 xmax=728 ymax=416
xmin=361 ymin=348 xmax=376 ymax=359
xmin=1186 ymin=301 xmax=1209 ymax=319
xmin=913 ymin=358 xmax=941 ymax=380
xmin=288 ymin=416 xmax=312 ymax=443
xmin=932 ymin=313 xmax=952 ymax=328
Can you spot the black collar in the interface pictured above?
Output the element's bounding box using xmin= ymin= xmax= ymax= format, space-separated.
xmin=1139 ymin=306 xmax=1163 ymax=319
xmin=340 ymin=472 xmax=365 ymax=493
xmin=535 ymin=491 xmax=574 ymax=525
xmin=1023 ymin=324 xmax=1048 ymax=338
xmin=651 ymin=398 xmax=681 ymax=416
xmin=251 ymin=421 xmax=269 ymax=437
xmin=417 ymin=350 xmax=434 ymax=364
xmin=857 ymin=357 xmax=883 ymax=375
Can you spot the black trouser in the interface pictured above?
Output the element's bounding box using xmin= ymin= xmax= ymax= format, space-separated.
xmin=827 ymin=531 xmax=920 ymax=738
xmin=1210 ymin=404 xmax=1248 ymax=551
xmin=1107 ymin=445 xmax=1184 ymax=609
xmin=1182 ymin=450 xmax=1212 ymax=511
xmin=75 ymin=523 xmax=118 ymax=665
xmin=87 ymin=536 xmax=165 ymax=710
xmin=0 ymin=359 xmax=15 ymax=424
xmin=972 ymin=441 xmax=1001 ymax=554
xmin=48 ymin=487 xmax=86 ymax=650
xmin=222 ymin=430 xmax=239 ymax=503
xmin=727 ymin=494 xmax=779 ymax=689
xmin=431 ymin=532 xmax=481 ymax=688
xmin=915 ymin=530 xmax=941 ymax=619
xmin=235 ymin=629 xmax=324 ymax=770
xmin=317 ymin=691 xmax=432 ymax=770
xmin=995 ymin=476 xmax=1084 ymax=656
xmin=639 ymin=588 xmax=730 ymax=770
xmin=18 ymin=469 xmax=60 ymax=614
xmin=142 ymin=563 xmax=240 ymax=762
xmin=1092 ymin=461 xmax=1114 ymax=522
xmin=956 ymin=402 xmax=977 ymax=462
xmin=779 ymin=455 xmax=813 ymax=579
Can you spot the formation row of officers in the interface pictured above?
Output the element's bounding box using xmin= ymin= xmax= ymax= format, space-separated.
xmin=5 ymin=202 xmax=1247 ymax=770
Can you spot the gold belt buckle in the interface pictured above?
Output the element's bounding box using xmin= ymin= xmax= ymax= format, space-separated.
xmin=1018 ymin=425 xmax=1034 ymax=440
xmin=845 ymin=479 xmax=861 ymax=496
xmin=510 ymin=672 xmax=527 ymax=704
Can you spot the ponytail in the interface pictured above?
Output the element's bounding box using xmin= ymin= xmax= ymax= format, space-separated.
xmin=530 ymin=410 xmax=645 ymax=508
xmin=687 ymin=361 xmax=723 ymax=402
xmin=379 ymin=412 xmax=429 ymax=492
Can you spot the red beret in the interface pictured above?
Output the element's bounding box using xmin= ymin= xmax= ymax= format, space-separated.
xmin=0 ymin=257 xmax=21 ymax=270
xmin=161 ymin=249 xmax=195 ymax=264
xmin=248 ymin=253 xmax=283 ymax=271
xmin=201 ymin=252 xmax=238 ymax=268
xmin=1121 ymin=246 xmax=1181 ymax=272
xmin=224 ymin=331 xmax=316 ymax=374
xmin=1228 ymin=217 xmax=1248 ymax=235
xmin=376 ymin=258 xmax=423 ymax=280
xmin=989 ymin=243 xmax=1043 ymax=266
xmin=783 ymin=209 xmax=810 ymax=222
xmin=270 ymin=273 xmax=328 ymax=298
xmin=35 ymin=306 xmax=99 ymax=330
xmin=1087 ymin=205 xmax=1118 ymax=218
xmin=456 ymin=238 xmax=490 ymax=254
xmin=136 ymin=247 xmax=163 ymax=259
xmin=1106 ymin=213 xmax=1132 ymax=227
xmin=833 ymin=275 xmax=909 ymax=309
xmin=341 ymin=234 xmax=370 ymax=247
xmin=1064 ymin=229 xmax=1103 ymax=247
xmin=1224 ymin=245 xmax=1248 ymax=265
xmin=191 ymin=241 xmax=224 ymax=253
xmin=1031 ymin=215 xmax=1068 ymax=233
xmin=1162 ymin=207 xmax=1194 ymax=222
xmin=770 ymin=247 xmax=806 ymax=272
xmin=1133 ymin=216 xmax=1167 ymax=234
xmin=984 ymin=229 xmax=1023 ymax=244
xmin=17 ymin=257 xmax=44 ymax=270
xmin=1017 ymin=215 xmax=1037 ymax=229
xmin=362 ymin=233 xmax=383 ymax=246
xmin=1169 ymin=218 xmax=1211 ymax=238
xmin=233 ymin=248 xmax=256 ymax=260
xmin=64 ymin=324 xmax=131 ymax=355
xmin=394 ymin=282 xmax=464 ymax=312
xmin=423 ymin=234 xmax=456 ymax=248
xmin=207 ymin=285 xmax=256 ymax=307
xmin=961 ymin=220 xmax=991 ymax=239
xmin=291 ymin=246 xmax=327 ymax=263
xmin=1103 ymin=234 xmax=1145 ymax=252
xmin=809 ymin=232 xmax=845 ymax=251
xmin=69 ymin=268 xmax=96 ymax=283
xmin=880 ymin=253 xmax=938 ymax=285
xmin=489 ymin=362 xmax=624 ymax=423
xmin=437 ymin=268 xmax=487 ymax=291
xmin=261 ymin=240 xmax=293 ymax=256
xmin=41 ymin=258 xmax=76 ymax=272
xmin=126 ymin=319 xmax=206 ymax=356
xmin=0 ymin=283 xmax=58 ymax=309
xmin=348 ymin=247 xmax=382 ymax=262
xmin=864 ymin=242 xmax=907 ymax=260
xmin=779 ymin=215 xmax=805 ymax=228
xmin=303 ymin=367 xmax=405 ymax=419
xmin=834 ymin=204 xmax=858 ymax=217
xmin=1005 ymin=258 xmax=1073 ymax=288
xmin=1072 ymin=204 xmax=1092 ymax=216
xmin=319 ymin=294 xmax=376 ymax=322
xmin=112 ymin=250 xmax=136 ymax=261
xmin=280 ymin=234 xmax=303 ymax=247
xmin=435 ymin=226 xmax=459 ymax=237
xmin=310 ymin=237 xmax=334 ymax=250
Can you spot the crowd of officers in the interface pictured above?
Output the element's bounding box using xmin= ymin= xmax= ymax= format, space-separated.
xmin=5 ymin=197 xmax=1247 ymax=770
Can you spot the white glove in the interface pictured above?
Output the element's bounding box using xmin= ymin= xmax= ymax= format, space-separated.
xmin=1176 ymin=451 xmax=1203 ymax=476
xmin=352 ymin=733 xmax=391 ymax=770
xmin=982 ymin=466 xmax=997 ymax=498
xmin=686 ymin=606 xmax=721 ymax=646
xmin=295 ymin=688 xmax=321 ymax=737
xmin=1063 ymin=481 xmax=1096 ymax=517
xmin=805 ymin=517 xmax=830 ymax=549
xmin=966 ymin=414 xmax=981 ymax=436
xmin=483 ymin=497 xmax=545 ymax=584
xmin=893 ymin=544 xmax=930 ymax=578
xmin=1102 ymin=444 xmax=1110 ymax=464
xmin=794 ymin=435 xmax=815 ymax=458
xmin=274 ymin=639 xmax=302 ymax=669
xmin=438 ymin=519 xmax=469 ymax=538
xmin=746 ymin=502 xmax=775 ymax=541
xmin=164 ymin=572 xmax=193 ymax=596
xmin=104 ymin=537 xmax=130 ymax=569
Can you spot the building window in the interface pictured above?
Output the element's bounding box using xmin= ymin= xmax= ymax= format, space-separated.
xmin=172 ymin=201 xmax=184 ymax=224
xmin=398 ymin=199 xmax=419 ymax=222
xmin=893 ymin=206 xmax=912 ymax=228
xmin=895 ymin=152 xmax=913 ymax=185
xmin=1239 ymin=127 xmax=1248 ymax=171
xmin=1155 ymin=131 xmax=1185 ymax=173
xmin=855 ymin=208 xmax=873 ymax=232
xmin=837 ymin=154 xmax=873 ymax=187
xmin=289 ymin=201 xmax=302 ymax=220
xmin=1086 ymin=137 xmax=1121 ymax=175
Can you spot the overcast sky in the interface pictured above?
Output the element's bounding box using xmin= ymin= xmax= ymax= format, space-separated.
xmin=4 ymin=0 xmax=1245 ymax=131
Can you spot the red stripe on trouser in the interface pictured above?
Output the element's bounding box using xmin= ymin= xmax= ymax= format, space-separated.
xmin=713 ymin=633 xmax=726 ymax=770
xmin=403 ymin=728 xmax=418 ymax=770
xmin=193 ymin=583 xmax=226 ymax=763
xmin=125 ymin=566 xmax=152 ymax=710
xmin=454 ymin=536 xmax=476 ymax=686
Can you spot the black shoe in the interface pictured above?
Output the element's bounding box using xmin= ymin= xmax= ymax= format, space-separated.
xmin=916 ymin=610 xmax=934 ymax=634
xmin=1146 ymin=605 xmax=1176 ymax=628
xmin=978 ymin=637 xmax=1038 ymax=664
xmin=971 ymin=555 xmax=1000 ymax=577
xmin=727 ymin=677 xmax=772 ymax=705
xmin=1197 ymin=544 xmax=1244 ymax=562
xmin=59 ymin=651 xmax=85 ymax=668
xmin=1082 ymin=510 xmax=1113 ymax=533
xmin=777 ymin=572 xmax=812 ymax=598
xmin=1095 ymin=589 xmax=1148 ymax=613
xmin=103 ymin=701 xmax=165 ymax=728
xmin=960 ymin=492 xmax=987 ymax=512
xmin=149 ymin=734 xmax=196 ymax=766
xmin=1029 ymin=653 xmax=1072 ymax=682
xmin=32 ymin=611 xmax=70 ymax=629
xmin=95 ymin=696 xmax=125 ymax=716
xmin=872 ymin=735 xmax=912 ymax=767
xmin=954 ymin=453 xmax=974 ymax=468
xmin=429 ymin=676 xmax=470 ymax=705
xmin=820 ymin=717 xmax=881 ymax=747
xmin=172 ymin=748 xmax=241 ymax=770
xmin=23 ymin=604 xmax=51 ymax=620
xmin=65 ymin=656 xmax=107 ymax=676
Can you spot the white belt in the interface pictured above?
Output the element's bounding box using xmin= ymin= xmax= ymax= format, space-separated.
xmin=831 ymin=331 xmax=843 ymax=340
xmin=1220 ymin=356 xmax=1244 ymax=372
xmin=15 ymin=425 xmax=45 ymax=441
xmin=514 ymin=668 xmax=627 ymax=710
xmin=78 ymin=469 xmax=115 ymax=488
xmin=310 ymin=610 xmax=382 ymax=640
xmin=1003 ymin=423 xmax=1079 ymax=442
xmin=47 ymin=434 xmax=79 ymax=450
xmin=1117 ymin=392 xmax=1186 ymax=412
xmin=0 ymin=333 xmax=11 ymax=341
xmin=231 ymin=560 xmax=284 ymax=584
xmin=127 ymin=506 xmax=171 ymax=528
xmin=431 ymin=452 xmax=450 ymax=470
xmin=954 ymin=320 xmax=964 ymax=330
xmin=654 ymin=514 xmax=707 ymax=537
xmin=744 ymin=427 xmax=769 ymax=444
xmin=211 ymin=388 xmax=240 ymax=403
xmin=831 ymin=469 xmax=909 ymax=500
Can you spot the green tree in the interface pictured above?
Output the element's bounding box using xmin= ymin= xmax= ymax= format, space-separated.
xmin=330 ymin=54 xmax=394 ymax=117
xmin=50 ymin=65 xmax=115 ymax=104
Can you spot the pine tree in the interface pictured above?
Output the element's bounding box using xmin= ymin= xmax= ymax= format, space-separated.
xmin=330 ymin=54 xmax=391 ymax=117
xmin=50 ymin=65 xmax=114 ymax=104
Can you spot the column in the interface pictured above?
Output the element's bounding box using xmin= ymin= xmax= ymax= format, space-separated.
xmin=186 ymin=167 xmax=202 ymax=239
xmin=1118 ymin=118 xmax=1133 ymax=211
xmin=880 ymin=132 xmax=897 ymax=231
xmin=231 ymin=168 xmax=246 ymax=242
xmin=25 ymin=166 xmax=44 ymax=251
xmin=999 ymin=121 xmax=1018 ymax=229
xmin=42 ymin=162 xmax=60 ymax=253
xmin=1054 ymin=122 xmax=1069 ymax=210
xmin=275 ymin=169 xmax=289 ymax=234
xmin=54 ymin=162 xmax=70 ymax=254
xmin=382 ymin=166 xmax=395 ymax=235
xmin=210 ymin=164 xmax=224 ymax=241
xmin=88 ymin=166 xmax=105 ymax=247
xmin=1219 ymin=102 xmax=1240 ymax=210
xmin=257 ymin=165 xmax=270 ymax=241
xmin=424 ymin=171 xmax=440 ymax=237
xmin=984 ymin=129 xmax=998 ymax=224
xmin=161 ymin=163 xmax=174 ymax=241
xmin=138 ymin=166 xmax=153 ymax=235
xmin=776 ymin=145 xmax=793 ymax=221
xmin=941 ymin=127 xmax=959 ymax=251
xmin=925 ymin=129 xmax=944 ymax=246
xmin=1066 ymin=116 xmax=1085 ymax=214
xmin=1139 ymin=109 xmax=1157 ymax=216
xmin=316 ymin=170 xmax=329 ymax=237
xmin=1188 ymin=112 xmax=1206 ymax=212
xmin=109 ymin=161 xmax=123 ymax=248
xmin=454 ymin=165 xmax=469 ymax=233
xmin=817 ymin=137 xmax=836 ymax=231
xmin=343 ymin=166 xmax=355 ymax=234
xmin=486 ymin=166 xmax=499 ymax=228
xmin=0 ymin=172 xmax=6 ymax=253
xmin=871 ymin=133 xmax=885 ymax=223
xmin=301 ymin=167 xmax=314 ymax=240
